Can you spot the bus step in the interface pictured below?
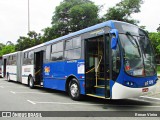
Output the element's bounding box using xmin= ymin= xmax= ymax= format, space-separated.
xmin=94 ymin=85 xmax=105 ymax=94
xmin=97 ymin=78 xmax=110 ymax=80
xmin=34 ymin=85 xmax=43 ymax=87
xmin=98 ymin=78 xmax=105 ymax=80
xmin=86 ymin=94 xmax=105 ymax=99
xmin=94 ymin=85 xmax=105 ymax=88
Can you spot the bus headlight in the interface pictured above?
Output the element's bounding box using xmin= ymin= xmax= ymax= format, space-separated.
xmin=125 ymin=81 xmax=134 ymax=87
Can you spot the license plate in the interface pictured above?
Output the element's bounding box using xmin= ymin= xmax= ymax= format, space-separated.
xmin=142 ymin=88 xmax=148 ymax=92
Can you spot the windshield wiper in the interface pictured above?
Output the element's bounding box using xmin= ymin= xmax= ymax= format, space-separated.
xmin=126 ymin=32 xmax=138 ymax=48
xmin=126 ymin=32 xmax=141 ymax=57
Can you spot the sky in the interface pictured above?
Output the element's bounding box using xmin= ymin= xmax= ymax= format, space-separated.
xmin=0 ymin=0 xmax=160 ymax=45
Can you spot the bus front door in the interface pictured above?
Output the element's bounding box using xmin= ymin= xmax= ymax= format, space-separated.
xmin=85 ymin=35 xmax=110 ymax=98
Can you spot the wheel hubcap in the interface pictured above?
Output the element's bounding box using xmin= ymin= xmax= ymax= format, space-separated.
xmin=30 ymin=78 xmax=32 ymax=86
xmin=70 ymin=83 xmax=78 ymax=97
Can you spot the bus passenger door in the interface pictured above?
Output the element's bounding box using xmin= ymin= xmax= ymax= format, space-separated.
xmin=3 ymin=59 xmax=7 ymax=78
xmin=85 ymin=35 xmax=110 ymax=98
xmin=34 ymin=51 xmax=44 ymax=85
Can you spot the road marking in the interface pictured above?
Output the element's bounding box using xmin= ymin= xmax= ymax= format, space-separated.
xmin=26 ymin=100 xmax=103 ymax=106
xmin=106 ymin=105 xmax=160 ymax=108
xmin=26 ymin=99 xmax=160 ymax=107
xmin=10 ymin=91 xmax=16 ymax=94
xmin=0 ymin=83 xmax=11 ymax=84
xmin=140 ymin=96 xmax=160 ymax=101
xmin=27 ymin=100 xmax=36 ymax=105
xmin=1 ymin=86 xmax=27 ymax=88
xmin=130 ymin=96 xmax=160 ymax=104
xmin=10 ymin=91 xmax=49 ymax=94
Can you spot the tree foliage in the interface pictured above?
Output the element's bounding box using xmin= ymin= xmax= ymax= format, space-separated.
xmin=0 ymin=43 xmax=5 ymax=51
xmin=149 ymin=32 xmax=160 ymax=56
xmin=103 ymin=0 xmax=143 ymax=24
xmin=43 ymin=0 xmax=99 ymax=42
xmin=15 ymin=31 xmax=42 ymax=51
xmin=0 ymin=45 xmax=15 ymax=56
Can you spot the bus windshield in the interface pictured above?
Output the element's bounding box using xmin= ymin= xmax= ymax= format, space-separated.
xmin=119 ymin=32 xmax=156 ymax=77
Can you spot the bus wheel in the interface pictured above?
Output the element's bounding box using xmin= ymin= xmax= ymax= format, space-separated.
xmin=29 ymin=76 xmax=34 ymax=89
xmin=69 ymin=78 xmax=81 ymax=100
xmin=7 ymin=74 xmax=10 ymax=82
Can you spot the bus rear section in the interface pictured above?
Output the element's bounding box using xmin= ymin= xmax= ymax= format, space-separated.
xmin=2 ymin=51 xmax=22 ymax=82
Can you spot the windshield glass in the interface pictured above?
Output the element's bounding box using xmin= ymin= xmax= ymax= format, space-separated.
xmin=139 ymin=36 xmax=156 ymax=76
xmin=120 ymin=33 xmax=156 ymax=77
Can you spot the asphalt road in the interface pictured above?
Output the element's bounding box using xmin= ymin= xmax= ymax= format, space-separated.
xmin=0 ymin=78 xmax=160 ymax=120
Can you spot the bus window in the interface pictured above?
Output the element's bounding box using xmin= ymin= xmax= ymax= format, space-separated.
xmin=64 ymin=48 xmax=81 ymax=60
xmin=64 ymin=37 xmax=81 ymax=60
xmin=51 ymin=41 xmax=64 ymax=61
xmin=24 ymin=52 xmax=28 ymax=58
xmin=23 ymin=52 xmax=33 ymax=65
xmin=45 ymin=45 xmax=51 ymax=61
xmin=12 ymin=55 xmax=16 ymax=65
xmin=72 ymin=36 xmax=81 ymax=48
xmin=65 ymin=39 xmax=72 ymax=50
xmin=51 ymin=52 xmax=63 ymax=61
xmin=28 ymin=51 xmax=34 ymax=59
xmin=65 ymin=36 xmax=81 ymax=50
xmin=52 ymin=41 xmax=63 ymax=53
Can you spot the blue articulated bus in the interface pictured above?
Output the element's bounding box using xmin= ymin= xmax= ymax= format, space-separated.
xmin=19 ymin=20 xmax=158 ymax=100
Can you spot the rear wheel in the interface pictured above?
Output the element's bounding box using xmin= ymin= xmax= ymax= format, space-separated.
xmin=7 ymin=73 xmax=10 ymax=82
xmin=29 ymin=76 xmax=34 ymax=89
xmin=68 ymin=78 xmax=81 ymax=100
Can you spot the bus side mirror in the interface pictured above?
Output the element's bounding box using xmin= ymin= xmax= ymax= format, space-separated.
xmin=110 ymin=29 xmax=118 ymax=50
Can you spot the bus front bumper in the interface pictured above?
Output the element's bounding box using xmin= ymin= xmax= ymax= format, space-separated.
xmin=111 ymin=82 xmax=156 ymax=99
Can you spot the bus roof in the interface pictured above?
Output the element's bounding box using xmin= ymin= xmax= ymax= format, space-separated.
xmin=23 ymin=20 xmax=116 ymax=52
xmin=2 ymin=51 xmax=21 ymax=57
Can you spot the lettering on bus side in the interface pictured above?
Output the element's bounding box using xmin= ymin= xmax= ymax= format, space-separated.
xmin=81 ymin=27 xmax=110 ymax=39
xmin=24 ymin=68 xmax=31 ymax=72
xmin=90 ymin=29 xmax=105 ymax=36
xmin=67 ymin=60 xmax=77 ymax=63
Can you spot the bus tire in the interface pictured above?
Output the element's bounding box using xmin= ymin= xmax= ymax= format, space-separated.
xmin=68 ymin=78 xmax=81 ymax=101
xmin=7 ymin=74 xmax=10 ymax=82
xmin=29 ymin=76 xmax=34 ymax=89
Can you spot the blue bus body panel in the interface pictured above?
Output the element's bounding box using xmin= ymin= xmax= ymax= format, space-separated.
xmin=110 ymin=56 xmax=157 ymax=89
xmin=43 ymin=60 xmax=85 ymax=94
xmin=116 ymin=69 xmax=157 ymax=88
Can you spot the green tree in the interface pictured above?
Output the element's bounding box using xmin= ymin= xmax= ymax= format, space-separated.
xmin=149 ymin=32 xmax=160 ymax=56
xmin=0 ymin=45 xmax=15 ymax=56
xmin=0 ymin=43 xmax=5 ymax=51
xmin=103 ymin=0 xmax=143 ymax=24
xmin=43 ymin=0 xmax=99 ymax=42
xmin=15 ymin=31 xmax=42 ymax=51
xmin=42 ymin=26 xmax=60 ymax=42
